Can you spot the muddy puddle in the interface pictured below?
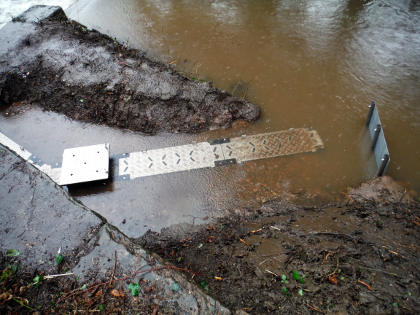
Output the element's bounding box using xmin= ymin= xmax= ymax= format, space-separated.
xmin=1 ymin=106 xmax=339 ymax=238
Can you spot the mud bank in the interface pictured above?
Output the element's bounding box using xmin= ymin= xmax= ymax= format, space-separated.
xmin=140 ymin=178 xmax=420 ymax=314
xmin=0 ymin=6 xmax=259 ymax=134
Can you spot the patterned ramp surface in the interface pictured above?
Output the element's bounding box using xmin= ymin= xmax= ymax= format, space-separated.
xmin=1 ymin=128 xmax=324 ymax=183
xmin=117 ymin=128 xmax=324 ymax=180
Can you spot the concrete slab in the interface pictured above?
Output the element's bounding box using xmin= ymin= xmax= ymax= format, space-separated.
xmin=0 ymin=144 xmax=103 ymax=271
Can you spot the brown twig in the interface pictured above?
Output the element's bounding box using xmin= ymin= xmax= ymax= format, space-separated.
xmin=239 ymin=238 xmax=249 ymax=246
xmin=306 ymin=303 xmax=323 ymax=313
xmin=357 ymin=279 xmax=373 ymax=291
xmin=108 ymin=251 xmax=117 ymax=286
xmin=323 ymin=251 xmax=336 ymax=263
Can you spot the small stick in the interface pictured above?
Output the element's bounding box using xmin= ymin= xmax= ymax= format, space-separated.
xmin=323 ymin=251 xmax=336 ymax=263
xmin=108 ymin=250 xmax=117 ymax=285
xmin=239 ymin=238 xmax=249 ymax=246
xmin=270 ymin=226 xmax=281 ymax=231
xmin=44 ymin=272 xmax=74 ymax=279
xmin=265 ymin=269 xmax=279 ymax=277
xmin=306 ymin=303 xmax=323 ymax=313
xmin=357 ymin=279 xmax=373 ymax=291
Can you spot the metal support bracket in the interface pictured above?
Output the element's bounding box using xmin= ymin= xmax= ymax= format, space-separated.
xmin=366 ymin=101 xmax=390 ymax=177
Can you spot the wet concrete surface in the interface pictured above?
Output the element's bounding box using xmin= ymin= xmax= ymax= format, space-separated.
xmin=0 ymin=105 xmax=335 ymax=238
xmin=0 ymin=144 xmax=231 ymax=314
xmin=0 ymin=106 xmax=237 ymax=237
xmin=0 ymin=144 xmax=102 ymax=272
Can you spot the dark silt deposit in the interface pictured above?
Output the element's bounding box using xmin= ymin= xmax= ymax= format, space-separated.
xmin=0 ymin=6 xmax=259 ymax=134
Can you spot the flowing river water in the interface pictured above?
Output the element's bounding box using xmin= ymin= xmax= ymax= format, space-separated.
xmin=1 ymin=0 xmax=419 ymax=237
xmin=67 ymin=0 xmax=420 ymax=194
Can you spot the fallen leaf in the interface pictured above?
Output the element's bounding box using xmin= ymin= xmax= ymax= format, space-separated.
xmin=206 ymin=236 xmax=216 ymax=243
xmin=110 ymin=289 xmax=125 ymax=298
xmin=214 ymin=276 xmax=223 ymax=281
xmin=95 ymin=289 xmax=103 ymax=297
xmin=328 ymin=274 xmax=338 ymax=285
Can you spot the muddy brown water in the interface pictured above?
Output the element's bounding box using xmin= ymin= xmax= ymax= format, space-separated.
xmin=1 ymin=0 xmax=419 ymax=238
xmin=65 ymin=0 xmax=420 ymax=193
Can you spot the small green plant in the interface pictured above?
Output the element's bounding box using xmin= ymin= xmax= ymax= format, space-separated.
xmin=292 ymin=270 xmax=305 ymax=284
xmin=55 ymin=253 xmax=63 ymax=266
xmin=171 ymin=282 xmax=180 ymax=292
xmin=6 ymin=249 xmax=20 ymax=257
xmin=281 ymin=272 xmax=306 ymax=296
xmin=0 ymin=264 xmax=18 ymax=282
xmin=281 ymin=275 xmax=289 ymax=295
xmin=128 ymin=283 xmax=140 ymax=296
xmin=98 ymin=304 xmax=104 ymax=311
xmin=31 ymin=275 xmax=44 ymax=288
xmin=200 ymin=280 xmax=209 ymax=291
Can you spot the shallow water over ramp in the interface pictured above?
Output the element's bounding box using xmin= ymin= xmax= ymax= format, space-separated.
xmin=0 ymin=107 xmax=329 ymax=238
xmin=0 ymin=127 xmax=323 ymax=181
xmin=118 ymin=129 xmax=323 ymax=179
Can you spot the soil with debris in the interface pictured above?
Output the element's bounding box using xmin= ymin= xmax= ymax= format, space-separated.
xmin=0 ymin=263 xmax=164 ymax=314
xmin=0 ymin=252 xmax=222 ymax=315
xmin=140 ymin=177 xmax=420 ymax=314
xmin=0 ymin=6 xmax=259 ymax=134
